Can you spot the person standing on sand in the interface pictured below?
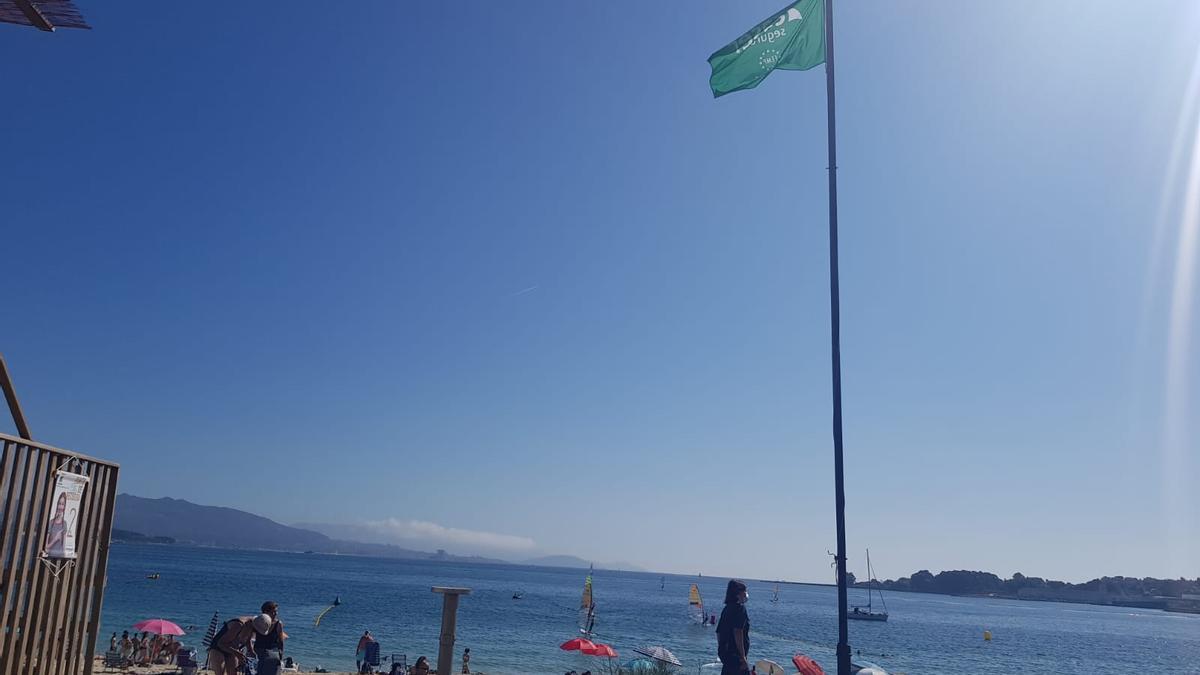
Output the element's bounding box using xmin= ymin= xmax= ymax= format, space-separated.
xmin=137 ymin=633 xmax=150 ymax=665
xmin=356 ymin=630 xmax=375 ymax=671
xmin=162 ymin=636 xmax=179 ymax=665
xmin=461 ymin=647 xmax=471 ymax=673
xmin=255 ymin=601 xmax=286 ymax=675
xmin=207 ymin=613 xmax=272 ymax=675
xmin=109 ymin=633 xmax=117 ymax=651
xmin=716 ymin=579 xmax=751 ymax=675
xmin=119 ymin=632 xmax=132 ymax=660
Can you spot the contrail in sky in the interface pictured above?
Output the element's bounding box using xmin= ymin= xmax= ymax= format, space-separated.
xmin=509 ymin=285 xmax=540 ymax=298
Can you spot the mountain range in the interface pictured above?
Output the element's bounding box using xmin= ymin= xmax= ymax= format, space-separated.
xmin=113 ymin=494 xmax=641 ymax=570
xmin=114 ymin=495 xmax=507 ymax=563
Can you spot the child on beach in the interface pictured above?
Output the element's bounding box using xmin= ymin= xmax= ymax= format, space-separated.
xmin=461 ymin=647 xmax=470 ymax=673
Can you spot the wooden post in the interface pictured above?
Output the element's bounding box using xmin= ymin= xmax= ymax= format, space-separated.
xmin=431 ymin=587 xmax=470 ymax=675
xmin=0 ymin=353 xmax=32 ymax=440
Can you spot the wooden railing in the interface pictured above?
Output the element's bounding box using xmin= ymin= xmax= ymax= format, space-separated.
xmin=0 ymin=434 xmax=119 ymax=675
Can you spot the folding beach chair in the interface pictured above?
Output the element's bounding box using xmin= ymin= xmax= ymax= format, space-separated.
xmin=387 ymin=654 xmax=407 ymax=675
xmin=101 ymin=650 xmax=131 ymax=672
xmin=177 ymin=647 xmax=199 ymax=675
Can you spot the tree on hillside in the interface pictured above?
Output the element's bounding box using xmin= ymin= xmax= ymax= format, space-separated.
xmin=910 ymin=570 xmax=936 ymax=593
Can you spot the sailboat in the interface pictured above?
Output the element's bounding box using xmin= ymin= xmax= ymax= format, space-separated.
xmin=771 ymin=583 xmax=780 ymax=603
xmin=579 ymin=564 xmax=596 ymax=636
xmin=849 ymin=549 xmax=888 ymax=622
xmin=688 ymin=583 xmax=705 ymax=624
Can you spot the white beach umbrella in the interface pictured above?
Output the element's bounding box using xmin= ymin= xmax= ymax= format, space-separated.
xmin=755 ymin=659 xmax=787 ymax=675
xmin=633 ymin=646 xmax=683 ymax=667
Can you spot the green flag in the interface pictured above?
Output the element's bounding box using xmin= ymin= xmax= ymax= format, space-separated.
xmin=708 ymin=0 xmax=826 ymax=98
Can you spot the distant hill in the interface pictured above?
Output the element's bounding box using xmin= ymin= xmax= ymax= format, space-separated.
xmin=115 ymin=495 xmax=331 ymax=550
xmin=113 ymin=495 xmax=507 ymax=563
xmin=866 ymin=569 xmax=1200 ymax=613
xmin=524 ymin=555 xmax=643 ymax=571
xmin=874 ymin=569 xmax=1200 ymax=596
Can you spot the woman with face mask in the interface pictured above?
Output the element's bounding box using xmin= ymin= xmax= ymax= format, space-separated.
xmin=716 ymin=579 xmax=751 ymax=675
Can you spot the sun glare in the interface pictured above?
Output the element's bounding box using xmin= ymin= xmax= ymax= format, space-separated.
xmin=1160 ymin=20 xmax=1200 ymax=575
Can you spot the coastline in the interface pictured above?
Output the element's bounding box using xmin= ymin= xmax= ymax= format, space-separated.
xmin=121 ymin=541 xmax=1200 ymax=617
xmin=741 ymin=580 xmax=1200 ymax=615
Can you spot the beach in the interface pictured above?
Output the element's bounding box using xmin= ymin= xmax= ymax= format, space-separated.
xmin=91 ymin=660 xmax=360 ymax=675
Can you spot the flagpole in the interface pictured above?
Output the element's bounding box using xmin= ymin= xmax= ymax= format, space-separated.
xmin=822 ymin=1 xmax=852 ymax=674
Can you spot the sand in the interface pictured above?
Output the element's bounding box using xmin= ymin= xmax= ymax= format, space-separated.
xmin=91 ymin=655 xmax=358 ymax=674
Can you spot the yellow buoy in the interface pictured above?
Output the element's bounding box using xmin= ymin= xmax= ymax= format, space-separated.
xmin=983 ymin=630 xmax=993 ymax=641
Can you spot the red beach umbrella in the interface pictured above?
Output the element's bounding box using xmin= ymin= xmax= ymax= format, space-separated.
xmin=584 ymin=643 xmax=618 ymax=658
xmin=792 ymin=653 xmax=826 ymax=675
xmin=133 ymin=619 xmax=185 ymax=636
xmin=560 ymin=638 xmax=596 ymax=652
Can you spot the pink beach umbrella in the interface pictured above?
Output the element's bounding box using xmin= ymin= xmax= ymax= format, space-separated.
xmin=132 ymin=619 xmax=185 ymax=636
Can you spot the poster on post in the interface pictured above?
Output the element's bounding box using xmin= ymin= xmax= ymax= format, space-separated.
xmin=43 ymin=469 xmax=89 ymax=559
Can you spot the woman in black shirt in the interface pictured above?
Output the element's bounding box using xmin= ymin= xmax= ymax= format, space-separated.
xmin=255 ymin=601 xmax=285 ymax=675
xmin=716 ymin=579 xmax=750 ymax=675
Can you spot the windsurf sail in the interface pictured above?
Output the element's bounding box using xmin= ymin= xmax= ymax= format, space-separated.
xmin=688 ymin=583 xmax=705 ymax=623
xmin=579 ymin=565 xmax=596 ymax=635
xmin=772 ymin=583 xmax=780 ymax=603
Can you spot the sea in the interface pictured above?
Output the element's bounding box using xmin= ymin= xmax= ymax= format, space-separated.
xmin=100 ymin=543 xmax=1199 ymax=674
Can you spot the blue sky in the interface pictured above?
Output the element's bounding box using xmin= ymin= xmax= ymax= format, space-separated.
xmin=2 ymin=1 xmax=1198 ymax=583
